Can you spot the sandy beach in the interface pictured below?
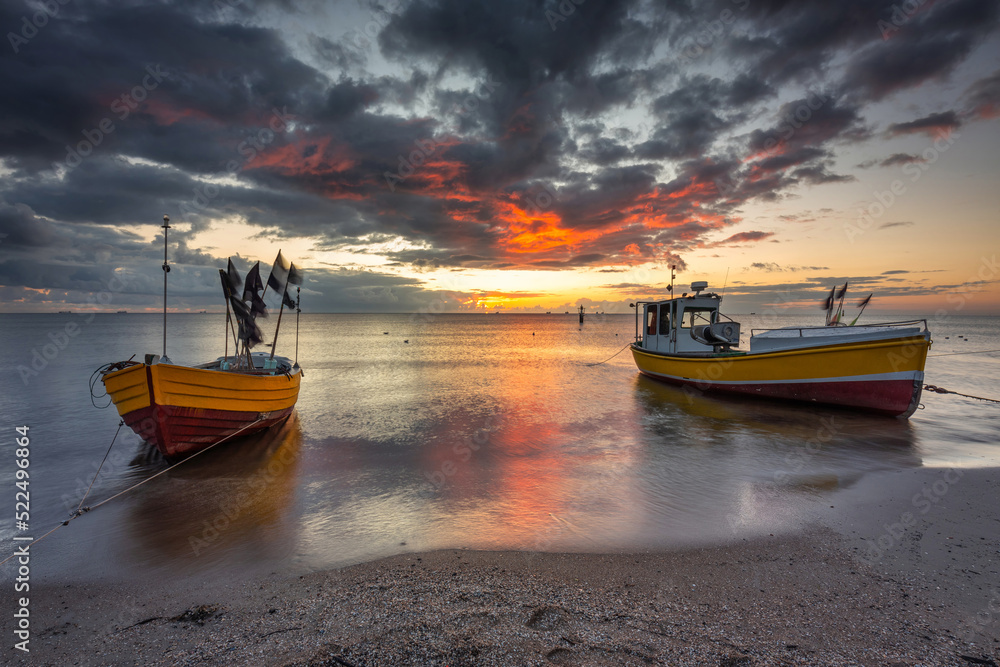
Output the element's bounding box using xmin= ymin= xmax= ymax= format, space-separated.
xmin=15 ymin=466 xmax=999 ymax=666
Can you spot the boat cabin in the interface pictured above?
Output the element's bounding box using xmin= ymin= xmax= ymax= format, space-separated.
xmin=633 ymin=282 xmax=741 ymax=355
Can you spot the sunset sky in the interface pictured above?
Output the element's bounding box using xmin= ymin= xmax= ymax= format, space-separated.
xmin=1 ymin=0 xmax=998 ymax=315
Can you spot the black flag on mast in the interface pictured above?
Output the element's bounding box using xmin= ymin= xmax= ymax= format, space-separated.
xmin=226 ymin=258 xmax=242 ymax=295
xmin=229 ymin=293 xmax=264 ymax=347
xmin=266 ymin=250 xmax=290 ymax=294
xmin=287 ymin=262 xmax=303 ymax=286
xmin=832 ymin=281 xmax=849 ymax=324
xmin=280 ymin=262 xmax=302 ymax=308
xmin=822 ymin=285 xmax=836 ymax=325
xmin=243 ymin=262 xmax=268 ymax=319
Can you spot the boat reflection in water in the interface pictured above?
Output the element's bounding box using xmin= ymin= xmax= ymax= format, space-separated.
xmin=634 ymin=373 xmax=920 ymax=463
xmin=126 ymin=413 xmax=302 ymax=574
xmin=632 ymin=372 xmax=921 ymax=533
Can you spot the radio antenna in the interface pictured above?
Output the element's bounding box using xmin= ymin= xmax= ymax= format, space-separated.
xmin=720 ymin=267 xmax=730 ymax=300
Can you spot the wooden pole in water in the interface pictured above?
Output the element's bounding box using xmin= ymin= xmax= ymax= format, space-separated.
xmin=161 ymin=215 xmax=171 ymax=360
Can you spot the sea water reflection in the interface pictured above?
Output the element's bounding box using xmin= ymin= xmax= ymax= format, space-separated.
xmin=2 ymin=313 xmax=993 ymax=582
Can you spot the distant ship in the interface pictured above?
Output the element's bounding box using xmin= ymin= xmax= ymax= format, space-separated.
xmin=58 ymin=310 xmax=72 ymax=314
xmin=116 ymin=310 xmax=128 ymax=314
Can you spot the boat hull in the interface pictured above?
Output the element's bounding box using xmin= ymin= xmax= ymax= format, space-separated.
xmin=102 ymin=361 xmax=301 ymax=458
xmin=631 ymin=334 xmax=929 ymax=417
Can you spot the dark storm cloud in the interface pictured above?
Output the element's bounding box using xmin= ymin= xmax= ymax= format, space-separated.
xmin=0 ymin=1 xmax=324 ymax=175
xmin=857 ymin=153 xmax=927 ymax=169
xmin=886 ymin=111 xmax=962 ymax=137
xmin=963 ymin=68 xmax=1000 ymax=118
xmin=839 ymin=0 xmax=999 ymax=102
xmin=637 ymin=75 xmax=747 ymax=160
xmin=1 ymin=0 xmax=998 ymax=308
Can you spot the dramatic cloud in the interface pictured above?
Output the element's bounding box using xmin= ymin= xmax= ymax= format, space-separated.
xmin=858 ymin=153 xmax=928 ymax=169
xmin=886 ymin=112 xmax=962 ymax=138
xmin=0 ymin=0 xmax=997 ymax=311
xmin=963 ymin=68 xmax=1000 ymax=119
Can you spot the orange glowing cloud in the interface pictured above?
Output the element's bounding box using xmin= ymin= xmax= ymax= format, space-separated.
xmin=249 ymin=136 xmax=356 ymax=175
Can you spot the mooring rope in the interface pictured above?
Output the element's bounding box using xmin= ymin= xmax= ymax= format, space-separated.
xmin=585 ymin=342 xmax=633 ymax=366
xmin=0 ymin=417 xmax=265 ymax=568
xmin=76 ymin=420 xmax=124 ymax=513
xmin=928 ymin=348 xmax=1000 ymax=358
xmin=923 ymin=385 xmax=1000 ymax=405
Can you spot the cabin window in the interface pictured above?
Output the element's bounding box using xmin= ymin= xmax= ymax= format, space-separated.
xmin=680 ymin=307 xmax=716 ymax=328
xmin=659 ymin=306 xmax=671 ymax=334
xmin=646 ymin=305 xmax=657 ymax=336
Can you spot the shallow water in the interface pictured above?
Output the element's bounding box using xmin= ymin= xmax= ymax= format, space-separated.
xmin=1 ymin=312 xmax=997 ymax=582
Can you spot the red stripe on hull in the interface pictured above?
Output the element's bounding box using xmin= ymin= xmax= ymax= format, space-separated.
xmin=121 ymin=404 xmax=295 ymax=459
xmin=639 ymin=372 xmax=922 ymax=417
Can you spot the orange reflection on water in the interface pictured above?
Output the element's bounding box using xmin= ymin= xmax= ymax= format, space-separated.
xmin=414 ymin=320 xmax=643 ymax=550
xmin=127 ymin=414 xmax=303 ymax=570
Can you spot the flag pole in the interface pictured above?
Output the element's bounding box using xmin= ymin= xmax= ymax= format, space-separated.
xmin=850 ymin=294 xmax=873 ymax=326
xmin=294 ymin=286 xmax=300 ymax=368
xmin=270 ymin=290 xmax=287 ymax=360
xmin=835 ymin=282 xmax=849 ymax=325
xmin=161 ymin=215 xmax=171 ymax=360
xmin=218 ymin=269 xmax=239 ymax=362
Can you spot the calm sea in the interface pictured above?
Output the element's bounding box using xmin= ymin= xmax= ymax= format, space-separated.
xmin=1 ymin=312 xmax=998 ymax=582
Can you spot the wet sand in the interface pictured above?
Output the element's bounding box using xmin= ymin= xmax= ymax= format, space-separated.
xmin=19 ymin=467 xmax=1000 ymax=666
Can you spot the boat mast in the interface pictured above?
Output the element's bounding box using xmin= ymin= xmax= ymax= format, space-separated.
xmin=161 ymin=215 xmax=171 ymax=359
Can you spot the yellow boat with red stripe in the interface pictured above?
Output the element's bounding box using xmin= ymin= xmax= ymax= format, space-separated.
xmin=101 ymin=353 xmax=301 ymax=459
xmin=95 ymin=225 xmax=305 ymax=459
xmin=630 ymin=282 xmax=930 ymax=417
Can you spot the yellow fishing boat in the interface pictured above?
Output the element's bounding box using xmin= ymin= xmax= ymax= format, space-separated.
xmin=101 ymin=353 xmax=301 ymax=459
xmin=630 ymin=281 xmax=930 ymax=417
xmin=97 ymin=216 xmax=304 ymax=458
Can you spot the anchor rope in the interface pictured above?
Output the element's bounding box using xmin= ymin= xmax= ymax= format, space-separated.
xmin=77 ymin=420 xmax=124 ymax=512
xmin=923 ymin=385 xmax=1000 ymax=405
xmin=0 ymin=417 xmax=265 ymax=568
xmin=928 ymin=348 xmax=1000 ymax=357
xmin=586 ymin=342 xmax=633 ymax=366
